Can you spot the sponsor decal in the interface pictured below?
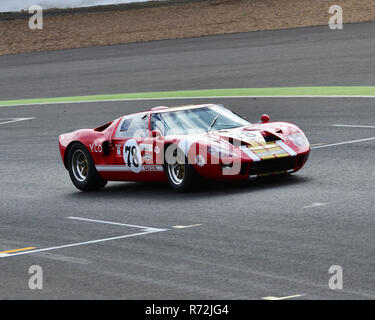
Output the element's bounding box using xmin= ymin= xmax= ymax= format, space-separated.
xmin=89 ymin=143 xmax=102 ymax=153
xmin=220 ymin=130 xmax=265 ymax=144
xmin=116 ymin=144 xmax=122 ymax=155
xmin=143 ymin=154 xmax=152 ymax=161
xmin=140 ymin=143 xmax=153 ymax=152
xmin=142 ymin=165 xmax=163 ymax=172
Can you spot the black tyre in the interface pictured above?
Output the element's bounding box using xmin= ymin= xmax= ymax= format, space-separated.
xmin=164 ymin=145 xmax=198 ymax=192
xmin=67 ymin=143 xmax=107 ymax=191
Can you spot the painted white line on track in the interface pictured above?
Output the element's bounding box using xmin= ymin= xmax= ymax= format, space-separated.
xmin=303 ymin=203 xmax=327 ymax=209
xmin=172 ymin=224 xmax=202 ymax=229
xmin=0 ymin=232 xmax=158 ymax=258
xmin=311 ymin=136 xmax=375 ymax=149
xmin=4 ymin=95 xmax=375 ymax=108
xmin=262 ymin=294 xmax=306 ymax=300
xmin=0 ymin=117 xmax=35 ymax=125
xmin=0 ymin=217 xmax=167 ymax=258
xmin=333 ymin=124 xmax=375 ymax=129
xmin=67 ymin=216 xmax=167 ymax=232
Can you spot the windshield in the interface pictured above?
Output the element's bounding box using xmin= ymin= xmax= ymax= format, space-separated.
xmin=151 ymin=105 xmax=250 ymax=136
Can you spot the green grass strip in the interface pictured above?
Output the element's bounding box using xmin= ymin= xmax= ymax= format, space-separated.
xmin=2 ymin=86 xmax=375 ymax=107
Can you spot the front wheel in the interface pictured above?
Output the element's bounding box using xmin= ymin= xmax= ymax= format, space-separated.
xmin=68 ymin=143 xmax=107 ymax=191
xmin=164 ymin=147 xmax=198 ymax=192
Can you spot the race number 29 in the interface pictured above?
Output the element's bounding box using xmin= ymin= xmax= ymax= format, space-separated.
xmin=123 ymin=139 xmax=142 ymax=173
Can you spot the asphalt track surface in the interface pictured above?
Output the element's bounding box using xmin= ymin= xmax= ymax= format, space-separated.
xmin=0 ymin=23 xmax=375 ymax=299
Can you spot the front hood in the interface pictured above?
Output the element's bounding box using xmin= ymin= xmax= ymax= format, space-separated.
xmin=207 ymin=124 xmax=285 ymax=146
xmin=194 ymin=123 xmax=307 ymax=160
xmin=215 ymin=127 xmax=268 ymax=145
xmin=177 ymin=122 xmax=308 ymax=158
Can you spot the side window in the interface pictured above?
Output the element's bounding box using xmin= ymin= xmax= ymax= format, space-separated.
xmin=115 ymin=114 xmax=149 ymax=138
xmin=151 ymin=113 xmax=166 ymax=135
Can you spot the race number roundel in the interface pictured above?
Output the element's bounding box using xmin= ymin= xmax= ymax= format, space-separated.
xmin=123 ymin=139 xmax=142 ymax=173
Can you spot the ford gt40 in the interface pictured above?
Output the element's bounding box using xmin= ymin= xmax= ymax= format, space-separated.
xmin=59 ymin=104 xmax=310 ymax=192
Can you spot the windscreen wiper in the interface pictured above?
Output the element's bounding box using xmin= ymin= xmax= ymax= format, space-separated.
xmin=208 ymin=115 xmax=219 ymax=130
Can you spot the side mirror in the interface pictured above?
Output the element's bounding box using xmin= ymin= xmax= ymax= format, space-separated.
xmin=261 ymin=114 xmax=270 ymax=123
xmin=151 ymin=130 xmax=162 ymax=138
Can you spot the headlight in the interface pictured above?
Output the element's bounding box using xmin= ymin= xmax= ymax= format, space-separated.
xmin=207 ymin=145 xmax=238 ymax=158
xmin=288 ymin=132 xmax=309 ymax=148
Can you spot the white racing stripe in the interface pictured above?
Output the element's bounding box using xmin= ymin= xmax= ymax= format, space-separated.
xmin=96 ymin=165 xmax=131 ymax=172
xmin=96 ymin=165 xmax=163 ymax=172
xmin=240 ymin=146 xmax=261 ymax=162
xmin=275 ymin=141 xmax=297 ymax=156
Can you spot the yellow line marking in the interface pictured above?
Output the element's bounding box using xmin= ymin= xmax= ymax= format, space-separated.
xmin=0 ymin=247 xmax=36 ymax=254
xmin=172 ymin=224 xmax=202 ymax=229
xmin=262 ymin=294 xmax=306 ymax=300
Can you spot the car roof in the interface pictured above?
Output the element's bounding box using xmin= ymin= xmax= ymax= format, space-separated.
xmin=120 ymin=104 xmax=217 ymax=118
xmin=149 ymin=104 xmax=216 ymax=113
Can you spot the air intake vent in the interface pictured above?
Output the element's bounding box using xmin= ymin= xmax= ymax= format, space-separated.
xmin=249 ymin=157 xmax=296 ymax=175
xmin=94 ymin=121 xmax=113 ymax=132
xmin=263 ymin=134 xmax=280 ymax=142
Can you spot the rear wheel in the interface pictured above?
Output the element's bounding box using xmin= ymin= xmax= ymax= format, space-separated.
xmin=68 ymin=143 xmax=107 ymax=191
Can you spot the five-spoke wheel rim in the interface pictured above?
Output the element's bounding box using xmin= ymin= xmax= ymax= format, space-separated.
xmin=72 ymin=150 xmax=88 ymax=182
xmin=168 ymin=163 xmax=185 ymax=185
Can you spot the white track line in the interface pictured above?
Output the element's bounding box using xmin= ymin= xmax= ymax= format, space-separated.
xmin=172 ymin=224 xmax=202 ymax=229
xmin=0 ymin=232 xmax=156 ymax=258
xmin=303 ymin=203 xmax=327 ymax=209
xmin=67 ymin=216 xmax=167 ymax=232
xmin=0 ymin=117 xmax=34 ymax=125
xmin=0 ymin=217 xmax=167 ymax=258
xmin=311 ymin=136 xmax=375 ymax=149
xmin=262 ymin=294 xmax=306 ymax=300
xmin=333 ymin=124 xmax=375 ymax=129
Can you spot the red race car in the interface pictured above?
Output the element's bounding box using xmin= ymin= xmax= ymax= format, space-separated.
xmin=59 ymin=104 xmax=310 ymax=192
